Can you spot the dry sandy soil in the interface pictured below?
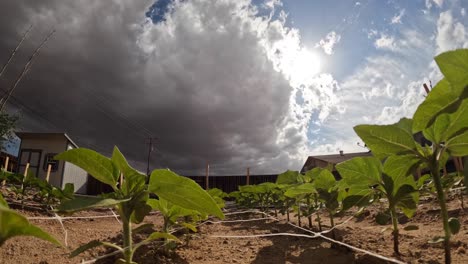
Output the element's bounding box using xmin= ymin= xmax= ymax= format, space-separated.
xmin=1 ymin=193 xmax=467 ymax=264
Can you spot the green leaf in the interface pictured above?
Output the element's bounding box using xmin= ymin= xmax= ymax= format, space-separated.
xmin=446 ymin=131 xmax=468 ymax=156
xmin=423 ymin=114 xmax=450 ymax=144
xmin=148 ymin=169 xmax=224 ymax=219
xmin=413 ymin=78 xmax=468 ymax=133
xmin=276 ymin=170 xmax=301 ymax=184
xmin=57 ymin=196 xmax=129 ymax=213
xmin=0 ymin=206 xmax=61 ymax=247
xmin=395 ymin=118 xmax=413 ymax=134
xmin=448 ymin=217 xmax=460 ymax=235
xmin=435 ymin=49 xmax=468 ymax=93
xmin=313 ymin=169 xmax=336 ymax=191
xmin=132 ymin=223 xmax=154 ymax=234
xmin=70 ymin=240 xmax=122 ymax=258
xmin=180 ymin=222 xmax=197 ymax=232
xmin=145 ymin=232 xmax=179 ymax=243
xmin=0 ymin=193 xmax=7 ymax=207
xmin=342 ymin=194 xmax=373 ymax=211
xmin=383 ymin=155 xmax=420 ymax=193
xmin=111 ymin=146 xmax=147 ymax=194
xmin=130 ymin=201 xmax=152 ymax=224
xmin=55 ymin=148 xmax=118 ymax=188
xmin=284 ymin=183 xmax=316 ymax=198
xmin=394 ymin=184 xmax=418 ymax=218
xmin=403 ymin=225 xmax=419 ymax=231
xmin=375 ymin=211 xmax=391 ymax=225
xmin=439 ymin=99 xmax=468 ymax=141
xmin=336 ymin=156 xmax=382 ymax=186
xmin=354 ymin=122 xmax=417 ymax=158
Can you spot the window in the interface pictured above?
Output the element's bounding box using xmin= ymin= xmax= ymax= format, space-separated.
xmin=43 ymin=153 xmax=59 ymax=172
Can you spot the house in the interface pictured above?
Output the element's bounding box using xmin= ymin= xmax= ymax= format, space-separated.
xmin=15 ymin=132 xmax=88 ymax=194
xmin=301 ymin=150 xmax=373 ymax=178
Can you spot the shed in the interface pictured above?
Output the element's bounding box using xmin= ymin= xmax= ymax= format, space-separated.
xmin=15 ymin=132 xmax=88 ymax=194
xmin=301 ymin=151 xmax=373 ymax=178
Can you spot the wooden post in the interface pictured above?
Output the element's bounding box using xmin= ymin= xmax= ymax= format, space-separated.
xmin=23 ymin=163 xmax=30 ymax=176
xmin=46 ymin=164 xmax=52 ymax=183
xmin=205 ymin=162 xmax=209 ymax=190
xmin=246 ymin=167 xmax=250 ymax=185
xmin=21 ymin=163 xmax=29 ymax=190
xmin=1 ymin=156 xmax=9 ymax=186
xmin=4 ymin=156 xmax=9 ymax=171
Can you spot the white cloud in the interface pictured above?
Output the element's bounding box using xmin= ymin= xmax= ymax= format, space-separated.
xmin=374 ymin=33 xmax=398 ymax=51
xmin=436 ymin=11 xmax=468 ymax=53
xmin=138 ymin=0 xmax=344 ymax=172
xmin=263 ymin=0 xmax=282 ymax=10
xmin=390 ymin=9 xmax=405 ymax=24
xmin=315 ymin=31 xmax=341 ymax=55
xmin=462 ymin=8 xmax=466 ymax=17
xmin=425 ymin=0 xmax=444 ymax=9
xmin=367 ymin=29 xmax=378 ymax=39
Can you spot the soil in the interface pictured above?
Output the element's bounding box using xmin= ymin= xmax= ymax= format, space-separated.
xmin=1 ymin=193 xmax=467 ymax=264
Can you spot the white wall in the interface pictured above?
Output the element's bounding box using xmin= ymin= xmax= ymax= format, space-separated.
xmin=19 ymin=136 xmax=88 ymax=194
xmin=62 ymin=161 xmax=88 ymax=194
xmin=19 ymin=137 xmax=68 ymax=188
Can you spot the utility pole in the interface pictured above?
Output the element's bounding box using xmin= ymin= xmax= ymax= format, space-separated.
xmin=146 ymin=137 xmax=157 ymax=177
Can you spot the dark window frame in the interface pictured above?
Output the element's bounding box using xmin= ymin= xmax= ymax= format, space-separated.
xmin=43 ymin=153 xmax=59 ymax=172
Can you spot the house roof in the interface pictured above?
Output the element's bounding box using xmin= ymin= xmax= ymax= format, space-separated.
xmin=308 ymin=151 xmax=372 ymax=164
xmin=301 ymin=151 xmax=372 ymax=172
xmin=15 ymin=132 xmax=79 ymax=148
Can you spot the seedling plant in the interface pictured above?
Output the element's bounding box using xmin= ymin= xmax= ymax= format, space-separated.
xmin=55 ymin=146 xmax=224 ymax=264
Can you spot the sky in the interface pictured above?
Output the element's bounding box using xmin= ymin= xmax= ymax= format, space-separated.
xmin=0 ymin=0 xmax=467 ymax=175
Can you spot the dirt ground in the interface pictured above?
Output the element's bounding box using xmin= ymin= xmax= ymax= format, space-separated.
xmin=1 ymin=194 xmax=467 ymax=264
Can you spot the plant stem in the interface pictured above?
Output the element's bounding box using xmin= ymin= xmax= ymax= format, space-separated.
xmin=122 ymin=216 xmax=133 ymax=264
xmin=307 ymin=196 xmax=312 ymax=228
xmin=314 ymin=194 xmax=322 ymax=231
xmin=329 ymin=211 xmax=336 ymax=240
xmin=431 ymin=163 xmax=451 ymax=264
xmin=297 ymin=202 xmax=301 ymax=227
xmin=390 ymin=206 xmax=399 ymax=255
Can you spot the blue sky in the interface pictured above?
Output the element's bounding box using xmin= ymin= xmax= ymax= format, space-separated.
xmin=2 ymin=0 xmax=468 ymax=174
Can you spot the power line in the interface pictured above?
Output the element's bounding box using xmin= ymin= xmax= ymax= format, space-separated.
xmin=146 ymin=137 xmax=158 ymax=176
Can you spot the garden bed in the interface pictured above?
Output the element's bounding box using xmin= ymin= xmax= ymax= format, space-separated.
xmin=1 ymin=194 xmax=467 ymax=264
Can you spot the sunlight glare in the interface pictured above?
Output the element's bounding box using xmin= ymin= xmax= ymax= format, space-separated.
xmin=288 ymin=49 xmax=321 ymax=86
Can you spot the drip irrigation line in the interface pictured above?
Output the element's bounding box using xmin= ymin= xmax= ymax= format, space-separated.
xmin=110 ymin=208 xmax=121 ymax=224
xmin=50 ymin=206 xmax=68 ymax=247
xmin=211 ymin=232 xmax=319 ymax=239
xmin=223 ymin=209 xmax=265 ymax=216
xmin=264 ymin=212 xmax=406 ymax=264
xmin=202 ymin=217 xmax=275 ymax=224
xmin=209 ymin=209 xmax=406 ymax=264
xmin=27 ymin=214 xmax=121 ymax=220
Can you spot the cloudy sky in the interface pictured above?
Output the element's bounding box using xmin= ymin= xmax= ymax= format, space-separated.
xmin=0 ymin=0 xmax=467 ymax=175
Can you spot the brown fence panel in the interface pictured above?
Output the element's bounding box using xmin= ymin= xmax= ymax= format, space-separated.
xmin=184 ymin=174 xmax=278 ymax=193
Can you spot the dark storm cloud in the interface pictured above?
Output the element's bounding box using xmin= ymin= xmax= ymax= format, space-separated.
xmin=0 ymin=0 xmax=302 ymax=175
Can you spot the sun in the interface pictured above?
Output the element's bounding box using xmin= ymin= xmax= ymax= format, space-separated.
xmin=288 ymin=49 xmax=322 ymax=86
